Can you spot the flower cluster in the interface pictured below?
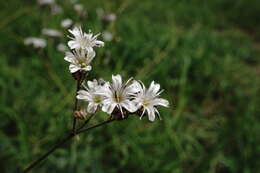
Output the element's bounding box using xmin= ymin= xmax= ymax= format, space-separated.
xmin=64 ymin=26 xmax=169 ymax=121
xmin=64 ymin=26 xmax=104 ymax=73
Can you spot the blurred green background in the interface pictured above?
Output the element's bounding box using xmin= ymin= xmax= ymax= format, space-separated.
xmin=0 ymin=0 xmax=259 ymax=172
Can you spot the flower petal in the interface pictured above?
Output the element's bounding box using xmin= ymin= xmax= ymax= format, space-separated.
xmin=148 ymin=81 xmax=160 ymax=95
xmin=87 ymin=102 xmax=98 ymax=113
xmin=102 ymin=102 xmax=117 ymax=114
xmin=112 ymin=74 xmax=122 ymax=90
xmin=147 ymin=106 xmax=156 ymax=121
xmin=121 ymin=100 xmax=138 ymax=113
xmin=77 ymin=90 xmax=91 ymax=101
xmin=69 ymin=64 xmax=80 ymax=73
xmin=95 ymin=40 xmax=104 ymax=47
xmin=82 ymin=65 xmax=92 ymax=71
xmin=64 ymin=52 xmax=75 ymax=63
xmin=152 ymin=98 xmax=169 ymax=107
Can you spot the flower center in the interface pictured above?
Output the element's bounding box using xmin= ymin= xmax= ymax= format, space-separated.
xmin=142 ymin=98 xmax=151 ymax=107
xmin=93 ymin=95 xmax=102 ymax=103
xmin=113 ymin=92 xmax=123 ymax=103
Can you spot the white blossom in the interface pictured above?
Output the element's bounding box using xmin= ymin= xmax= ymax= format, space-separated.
xmin=97 ymin=75 xmax=139 ymax=117
xmin=68 ymin=26 xmax=104 ymax=52
xmin=74 ymin=4 xmax=84 ymax=13
xmin=42 ymin=28 xmax=62 ymax=37
xmin=61 ymin=18 xmax=73 ymax=28
xmin=57 ymin=43 xmax=67 ymax=52
xmin=102 ymin=31 xmax=113 ymax=42
xmin=133 ymin=81 xmax=169 ymax=121
xmin=24 ymin=37 xmax=47 ymax=48
xmin=103 ymin=13 xmax=117 ymax=22
xmin=77 ymin=79 xmax=105 ymax=113
xmin=64 ymin=49 xmax=95 ymax=73
xmin=37 ymin=0 xmax=55 ymax=6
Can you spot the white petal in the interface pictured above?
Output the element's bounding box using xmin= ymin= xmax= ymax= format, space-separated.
xmin=87 ymin=79 xmax=98 ymax=89
xmin=87 ymin=103 xmax=98 ymax=113
xmin=68 ymin=40 xmax=78 ymax=49
xmin=69 ymin=64 xmax=80 ymax=73
xmin=148 ymin=81 xmax=160 ymax=95
xmin=126 ymin=80 xmax=142 ymax=94
xmin=82 ymin=65 xmax=92 ymax=71
xmin=64 ymin=52 xmax=75 ymax=63
xmin=77 ymin=90 xmax=91 ymax=101
xmin=153 ymin=98 xmax=169 ymax=107
xmin=95 ymin=40 xmax=104 ymax=47
xmin=121 ymin=100 xmax=137 ymax=113
xmin=147 ymin=107 xmax=156 ymax=121
xmin=112 ymin=74 xmax=122 ymax=90
xmin=102 ymin=103 xmax=117 ymax=114
xmin=87 ymin=50 xmax=96 ymax=62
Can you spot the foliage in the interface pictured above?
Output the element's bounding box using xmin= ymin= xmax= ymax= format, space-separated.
xmin=0 ymin=0 xmax=259 ymax=172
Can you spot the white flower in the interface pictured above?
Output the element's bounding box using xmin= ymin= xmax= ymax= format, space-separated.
xmin=77 ymin=79 xmax=104 ymax=113
xmin=103 ymin=13 xmax=117 ymax=22
xmin=74 ymin=4 xmax=84 ymax=13
xmin=37 ymin=0 xmax=55 ymax=6
xmin=64 ymin=49 xmax=95 ymax=73
xmin=24 ymin=37 xmax=47 ymax=48
xmin=42 ymin=28 xmax=62 ymax=37
xmin=68 ymin=26 xmax=104 ymax=52
xmin=102 ymin=31 xmax=113 ymax=42
xmin=133 ymin=81 xmax=169 ymax=121
xmin=61 ymin=18 xmax=73 ymax=28
xmin=97 ymin=74 xmax=139 ymax=117
xmin=57 ymin=43 xmax=67 ymax=52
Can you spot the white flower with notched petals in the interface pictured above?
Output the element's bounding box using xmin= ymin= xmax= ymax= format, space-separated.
xmin=68 ymin=27 xmax=104 ymax=52
xmin=98 ymin=74 xmax=139 ymax=117
xmin=64 ymin=49 xmax=95 ymax=73
xmin=77 ymin=79 xmax=105 ymax=113
xmin=133 ymin=81 xmax=169 ymax=121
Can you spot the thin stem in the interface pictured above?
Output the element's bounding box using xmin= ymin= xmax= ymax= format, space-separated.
xmin=72 ymin=79 xmax=81 ymax=133
xmin=23 ymin=133 xmax=74 ymax=173
xmin=23 ymin=118 xmax=116 ymax=173
xmin=77 ymin=113 xmax=95 ymax=131
xmin=77 ymin=118 xmax=116 ymax=134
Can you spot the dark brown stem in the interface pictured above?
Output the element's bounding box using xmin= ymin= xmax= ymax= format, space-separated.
xmin=23 ymin=118 xmax=116 ymax=173
xmin=77 ymin=113 xmax=95 ymax=131
xmin=23 ymin=133 xmax=74 ymax=173
xmin=77 ymin=118 xmax=116 ymax=134
xmin=72 ymin=79 xmax=81 ymax=133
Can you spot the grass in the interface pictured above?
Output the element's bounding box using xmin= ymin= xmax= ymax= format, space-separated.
xmin=0 ymin=0 xmax=259 ymax=172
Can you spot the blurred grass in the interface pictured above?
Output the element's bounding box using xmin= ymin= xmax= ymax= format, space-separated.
xmin=0 ymin=0 xmax=259 ymax=172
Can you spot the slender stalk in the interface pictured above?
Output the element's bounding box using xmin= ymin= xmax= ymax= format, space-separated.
xmin=77 ymin=113 xmax=95 ymax=131
xmin=72 ymin=79 xmax=81 ymax=133
xmin=23 ymin=133 xmax=74 ymax=173
xmin=23 ymin=118 xmax=116 ymax=173
xmin=77 ymin=118 xmax=116 ymax=134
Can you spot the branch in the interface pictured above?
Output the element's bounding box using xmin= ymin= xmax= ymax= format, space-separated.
xmin=72 ymin=78 xmax=81 ymax=133
xmin=23 ymin=133 xmax=74 ymax=173
xmin=23 ymin=118 xmax=116 ymax=173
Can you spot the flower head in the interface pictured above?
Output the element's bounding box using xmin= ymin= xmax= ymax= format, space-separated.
xmin=133 ymin=81 xmax=169 ymax=121
xmin=42 ymin=28 xmax=62 ymax=37
xmin=64 ymin=49 xmax=95 ymax=73
xmin=24 ymin=37 xmax=47 ymax=48
xmin=68 ymin=27 xmax=104 ymax=52
xmin=77 ymin=79 xmax=104 ymax=113
xmin=98 ymin=74 xmax=139 ymax=117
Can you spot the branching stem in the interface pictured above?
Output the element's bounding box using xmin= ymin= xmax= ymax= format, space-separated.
xmin=23 ymin=118 xmax=116 ymax=173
